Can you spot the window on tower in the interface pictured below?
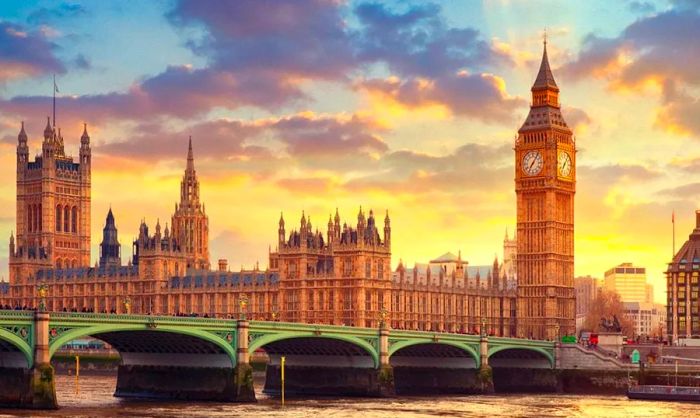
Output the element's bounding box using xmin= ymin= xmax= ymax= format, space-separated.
xmin=56 ymin=205 xmax=62 ymax=232
xmin=64 ymin=206 xmax=70 ymax=232
xmin=71 ymin=206 xmax=78 ymax=233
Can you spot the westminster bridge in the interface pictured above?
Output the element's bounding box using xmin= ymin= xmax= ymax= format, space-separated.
xmin=0 ymin=310 xmax=558 ymax=409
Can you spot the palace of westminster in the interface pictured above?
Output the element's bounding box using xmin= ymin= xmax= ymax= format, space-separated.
xmin=0 ymin=42 xmax=576 ymax=340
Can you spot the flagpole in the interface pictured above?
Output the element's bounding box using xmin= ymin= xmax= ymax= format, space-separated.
xmin=673 ymin=210 xmax=676 ymax=257
xmin=53 ymin=74 xmax=56 ymax=127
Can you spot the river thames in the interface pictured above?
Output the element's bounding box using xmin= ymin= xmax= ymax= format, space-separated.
xmin=1 ymin=375 xmax=700 ymax=417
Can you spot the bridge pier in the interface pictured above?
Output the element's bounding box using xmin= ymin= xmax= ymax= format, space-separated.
xmin=477 ymin=335 xmax=494 ymax=393
xmin=27 ymin=312 xmax=57 ymax=409
xmin=377 ymin=323 xmax=395 ymax=397
xmin=232 ymin=319 xmax=256 ymax=402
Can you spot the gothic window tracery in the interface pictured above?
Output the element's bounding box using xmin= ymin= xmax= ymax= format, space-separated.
xmin=71 ymin=206 xmax=78 ymax=233
xmin=56 ymin=205 xmax=62 ymax=232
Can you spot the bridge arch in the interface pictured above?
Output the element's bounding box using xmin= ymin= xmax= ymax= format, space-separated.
xmin=0 ymin=327 xmax=33 ymax=368
xmin=48 ymin=324 xmax=236 ymax=366
xmin=388 ymin=340 xmax=480 ymax=368
xmin=249 ymin=332 xmax=379 ymax=368
xmin=487 ymin=345 xmax=554 ymax=368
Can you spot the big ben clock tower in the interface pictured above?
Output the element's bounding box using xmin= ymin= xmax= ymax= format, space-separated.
xmin=515 ymin=39 xmax=575 ymax=340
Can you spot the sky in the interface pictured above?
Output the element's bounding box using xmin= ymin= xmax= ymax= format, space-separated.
xmin=0 ymin=0 xmax=698 ymax=303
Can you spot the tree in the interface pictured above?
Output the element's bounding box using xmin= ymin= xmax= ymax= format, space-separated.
xmin=583 ymin=289 xmax=634 ymax=336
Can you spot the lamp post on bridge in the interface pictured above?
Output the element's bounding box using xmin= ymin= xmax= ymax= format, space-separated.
xmin=379 ymin=307 xmax=389 ymax=329
xmin=37 ymin=284 xmax=48 ymax=312
xmin=239 ymin=295 xmax=248 ymax=321
xmin=123 ymin=297 xmax=131 ymax=315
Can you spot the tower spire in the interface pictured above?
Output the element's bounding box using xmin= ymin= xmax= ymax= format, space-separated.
xmin=532 ymin=37 xmax=558 ymax=91
xmin=187 ymin=136 xmax=194 ymax=172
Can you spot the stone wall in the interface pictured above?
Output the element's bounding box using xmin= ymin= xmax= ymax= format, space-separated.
xmin=393 ymin=367 xmax=482 ymax=394
xmin=559 ymin=344 xmax=633 ymax=370
xmin=492 ymin=368 xmax=558 ymax=393
xmin=264 ymin=365 xmax=387 ymax=397
xmin=115 ymin=365 xmax=240 ymax=401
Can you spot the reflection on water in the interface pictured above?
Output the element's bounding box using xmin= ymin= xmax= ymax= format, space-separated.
xmin=0 ymin=375 xmax=700 ymax=417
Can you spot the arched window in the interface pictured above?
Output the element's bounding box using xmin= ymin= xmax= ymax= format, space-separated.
xmin=64 ymin=206 xmax=70 ymax=233
xmin=56 ymin=258 xmax=62 ymax=269
xmin=33 ymin=204 xmax=38 ymax=232
xmin=71 ymin=206 xmax=78 ymax=233
xmin=56 ymin=205 xmax=62 ymax=232
xmin=27 ymin=204 xmax=33 ymax=233
xmin=71 ymin=259 xmax=77 ymax=268
xmin=37 ymin=204 xmax=42 ymax=231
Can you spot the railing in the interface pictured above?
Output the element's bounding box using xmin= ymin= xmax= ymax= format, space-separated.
xmin=48 ymin=311 xmax=238 ymax=326
xmin=0 ymin=310 xmax=555 ymax=346
xmin=0 ymin=310 xmax=35 ymax=319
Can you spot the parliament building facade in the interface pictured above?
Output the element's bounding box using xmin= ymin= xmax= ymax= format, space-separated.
xmin=1 ymin=41 xmax=575 ymax=338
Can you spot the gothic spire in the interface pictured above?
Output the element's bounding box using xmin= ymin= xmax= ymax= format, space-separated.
xmin=18 ymin=121 xmax=27 ymax=143
xmin=43 ymin=116 xmax=52 ymax=139
xmin=106 ymin=207 xmax=115 ymax=226
xmin=81 ymin=123 xmax=90 ymax=143
xmin=187 ymin=136 xmax=195 ymax=173
xmin=532 ymin=38 xmax=558 ymax=91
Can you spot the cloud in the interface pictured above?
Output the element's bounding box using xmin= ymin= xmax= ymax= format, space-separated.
xmin=271 ymin=113 xmax=388 ymax=157
xmin=578 ymin=164 xmax=661 ymax=184
xmin=344 ymin=143 xmax=513 ymax=194
xmin=97 ymin=112 xmax=387 ymax=170
xmin=277 ymin=177 xmax=336 ymax=194
xmin=0 ymin=21 xmax=65 ymax=82
xmin=354 ymin=2 xmax=509 ymax=77
xmin=358 ymin=73 xmax=524 ymax=123
xmin=658 ymin=182 xmax=700 ymax=198
xmin=26 ymin=3 xmax=88 ymax=25
xmin=627 ymin=1 xmax=655 ymax=14
xmin=563 ymin=106 xmax=592 ymax=132
xmin=353 ymin=2 xmax=522 ymax=122
xmin=0 ymin=1 xmax=521 ymax=128
xmin=562 ymin=7 xmax=700 ymax=135
xmin=72 ymin=54 xmax=91 ymax=70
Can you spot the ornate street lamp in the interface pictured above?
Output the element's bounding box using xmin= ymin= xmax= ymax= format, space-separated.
xmin=554 ymin=324 xmax=561 ymax=342
xmin=379 ymin=307 xmax=389 ymax=328
xmin=239 ymin=295 xmax=248 ymax=320
xmin=37 ymin=284 xmax=49 ymax=312
xmin=123 ymin=297 xmax=131 ymax=314
xmin=480 ymin=317 xmax=487 ymax=337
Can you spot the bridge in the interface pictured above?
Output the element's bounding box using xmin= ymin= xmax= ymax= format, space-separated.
xmin=0 ymin=310 xmax=557 ymax=409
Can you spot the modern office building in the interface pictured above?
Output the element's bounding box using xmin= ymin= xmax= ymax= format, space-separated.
xmin=604 ymin=263 xmax=652 ymax=304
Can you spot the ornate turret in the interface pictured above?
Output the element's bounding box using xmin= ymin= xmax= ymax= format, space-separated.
xmin=383 ymin=210 xmax=391 ymax=247
xmin=99 ymin=208 xmax=121 ymax=269
xmin=43 ymin=117 xmax=52 ymax=140
xmin=171 ymin=137 xmax=210 ymax=270
xmin=17 ymin=122 xmax=28 ymax=166
xmin=327 ymin=214 xmax=334 ymax=244
xmin=278 ymin=212 xmax=285 ymax=245
xmin=9 ymin=232 xmax=15 ymax=257
xmin=80 ymin=123 xmax=92 ymax=170
xmin=492 ymin=256 xmax=500 ymax=289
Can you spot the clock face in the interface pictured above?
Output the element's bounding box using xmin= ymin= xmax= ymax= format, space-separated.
xmin=558 ymin=151 xmax=572 ymax=177
xmin=522 ymin=151 xmax=543 ymax=176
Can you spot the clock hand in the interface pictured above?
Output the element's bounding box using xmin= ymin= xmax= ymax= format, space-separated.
xmin=529 ymin=159 xmax=536 ymax=170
